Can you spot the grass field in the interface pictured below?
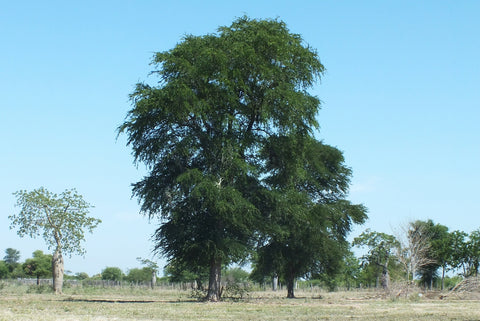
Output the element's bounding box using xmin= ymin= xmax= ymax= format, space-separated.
xmin=1 ymin=284 xmax=480 ymax=320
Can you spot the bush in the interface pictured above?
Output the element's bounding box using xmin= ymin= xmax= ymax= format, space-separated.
xmin=222 ymin=281 xmax=252 ymax=300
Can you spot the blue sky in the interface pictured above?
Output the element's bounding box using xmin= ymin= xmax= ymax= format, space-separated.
xmin=1 ymin=1 xmax=479 ymax=276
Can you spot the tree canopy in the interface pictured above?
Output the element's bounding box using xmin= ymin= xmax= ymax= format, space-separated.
xmin=353 ymin=229 xmax=398 ymax=290
xmin=119 ymin=16 xmax=365 ymax=300
xmin=9 ymin=187 xmax=101 ymax=294
xmin=22 ymin=250 xmax=52 ymax=285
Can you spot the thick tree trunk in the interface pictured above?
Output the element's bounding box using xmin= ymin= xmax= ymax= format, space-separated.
xmin=286 ymin=270 xmax=295 ymax=299
xmin=206 ymin=258 xmax=222 ymax=302
xmin=380 ymin=265 xmax=390 ymax=290
xmin=52 ymin=250 xmax=64 ymax=294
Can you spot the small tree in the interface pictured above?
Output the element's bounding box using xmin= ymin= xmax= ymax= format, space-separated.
xmin=395 ymin=221 xmax=436 ymax=283
xmin=335 ymin=250 xmax=362 ymax=290
xmin=353 ymin=229 xmax=399 ymax=290
xmin=416 ymin=220 xmax=450 ymax=289
xmin=449 ymin=230 xmax=469 ymax=276
xmin=23 ymin=250 xmax=52 ymax=285
xmin=465 ymin=229 xmax=480 ymax=276
xmin=3 ymin=248 xmax=21 ymax=273
xmin=101 ymin=267 xmax=124 ymax=281
xmin=9 ymin=187 xmax=101 ymax=294
xmin=137 ymin=257 xmax=159 ymax=288
xmin=125 ymin=268 xmax=152 ymax=283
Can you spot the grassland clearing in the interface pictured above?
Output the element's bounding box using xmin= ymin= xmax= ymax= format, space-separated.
xmin=1 ymin=283 xmax=480 ymax=320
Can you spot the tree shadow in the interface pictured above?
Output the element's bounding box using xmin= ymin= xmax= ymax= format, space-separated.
xmin=63 ymin=298 xmax=198 ymax=304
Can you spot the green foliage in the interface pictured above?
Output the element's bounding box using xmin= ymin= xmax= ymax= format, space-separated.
xmin=253 ymin=136 xmax=368 ymax=297
xmin=4 ymin=248 xmax=20 ymax=269
xmin=334 ymin=251 xmax=362 ymax=289
xmin=442 ymin=275 xmax=463 ymax=290
xmin=136 ymin=257 xmax=159 ymax=271
xmin=164 ymin=260 xmax=208 ymax=285
xmin=10 ymin=187 xmax=100 ymax=256
xmin=125 ymin=267 xmax=153 ymax=283
xmin=101 ymin=267 xmax=124 ymax=281
xmin=450 ymin=230 xmax=469 ymax=274
xmin=23 ymin=250 xmax=52 ymax=280
xmin=466 ymin=229 xmax=480 ymax=276
xmin=410 ymin=220 xmax=451 ymax=288
xmin=75 ymin=272 xmax=89 ymax=280
xmin=0 ymin=261 xmax=8 ymax=279
xmin=10 ymin=264 xmax=26 ymax=278
xmin=353 ymin=229 xmax=399 ymax=262
xmin=353 ymin=229 xmax=399 ymax=288
xmin=223 ymin=267 xmax=250 ymax=283
xmin=119 ymin=16 xmax=327 ymax=300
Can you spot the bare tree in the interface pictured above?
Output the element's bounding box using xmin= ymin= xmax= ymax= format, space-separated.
xmin=394 ymin=221 xmax=436 ymax=283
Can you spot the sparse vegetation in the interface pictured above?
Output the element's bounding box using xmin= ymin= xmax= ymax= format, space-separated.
xmin=1 ymin=283 xmax=480 ymax=320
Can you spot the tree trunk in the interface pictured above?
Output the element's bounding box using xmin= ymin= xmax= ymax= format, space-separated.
xmin=52 ymin=250 xmax=64 ymax=294
xmin=441 ymin=266 xmax=445 ymax=290
xmin=272 ymin=274 xmax=278 ymax=291
xmin=151 ymin=270 xmax=156 ymax=289
xmin=206 ymin=258 xmax=222 ymax=302
xmin=286 ymin=270 xmax=295 ymax=298
xmin=381 ymin=265 xmax=390 ymax=291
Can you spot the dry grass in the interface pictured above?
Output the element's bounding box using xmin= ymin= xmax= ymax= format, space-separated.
xmin=1 ymin=284 xmax=480 ymax=320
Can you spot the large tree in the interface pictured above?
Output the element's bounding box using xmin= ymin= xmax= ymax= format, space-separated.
xmin=119 ymin=16 xmax=325 ymax=301
xmin=9 ymin=187 xmax=101 ymax=294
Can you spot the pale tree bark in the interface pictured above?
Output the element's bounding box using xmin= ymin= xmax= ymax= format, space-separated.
xmin=395 ymin=222 xmax=435 ymax=284
xmin=151 ymin=270 xmax=157 ymax=289
xmin=52 ymin=249 xmax=64 ymax=294
xmin=272 ymin=274 xmax=278 ymax=291
xmin=380 ymin=265 xmax=390 ymax=290
xmin=206 ymin=258 xmax=222 ymax=302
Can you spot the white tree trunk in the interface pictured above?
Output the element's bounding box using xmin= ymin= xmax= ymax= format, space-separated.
xmin=151 ymin=270 xmax=157 ymax=289
xmin=52 ymin=250 xmax=64 ymax=294
xmin=272 ymin=274 xmax=278 ymax=291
